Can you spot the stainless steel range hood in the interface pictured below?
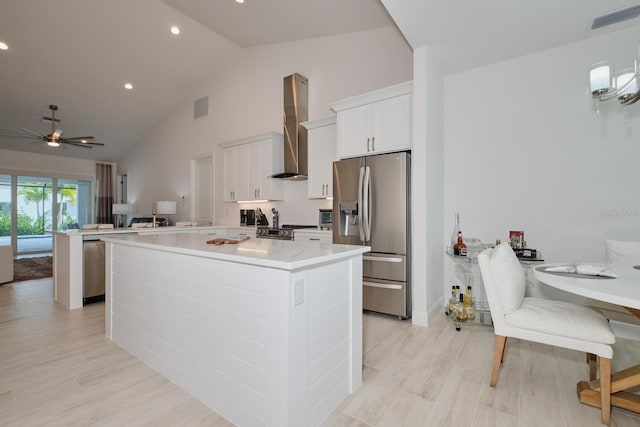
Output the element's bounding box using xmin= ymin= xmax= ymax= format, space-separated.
xmin=272 ymin=73 xmax=308 ymax=180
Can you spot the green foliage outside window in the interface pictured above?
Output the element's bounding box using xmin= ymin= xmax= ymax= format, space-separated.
xmin=0 ymin=212 xmax=52 ymax=236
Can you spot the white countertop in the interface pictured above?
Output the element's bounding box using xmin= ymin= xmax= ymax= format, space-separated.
xmin=51 ymin=225 xmax=226 ymax=237
xmin=101 ymin=232 xmax=369 ymax=271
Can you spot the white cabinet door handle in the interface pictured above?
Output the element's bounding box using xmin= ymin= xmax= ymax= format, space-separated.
xmin=366 ymin=137 xmax=371 ymax=152
xmin=371 ymin=136 xmax=375 ymax=151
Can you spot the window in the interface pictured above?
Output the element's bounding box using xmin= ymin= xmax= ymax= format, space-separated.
xmin=0 ymin=174 xmax=93 ymax=255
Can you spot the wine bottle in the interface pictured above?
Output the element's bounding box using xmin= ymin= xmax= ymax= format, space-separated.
xmin=450 ymin=213 xmax=460 ymax=249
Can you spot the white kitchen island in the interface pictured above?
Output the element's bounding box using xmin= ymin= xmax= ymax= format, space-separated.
xmin=52 ymin=226 xmax=233 ymax=309
xmin=101 ymin=233 xmax=369 ymax=427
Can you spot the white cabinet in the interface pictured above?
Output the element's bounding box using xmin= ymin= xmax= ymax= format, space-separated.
xmin=223 ymin=144 xmax=247 ymax=202
xmin=221 ymin=132 xmax=285 ymax=202
xmin=221 ymin=227 xmax=254 ymax=237
xmin=294 ymin=230 xmax=332 ymax=243
xmin=245 ymin=137 xmax=285 ymax=201
xmin=301 ymin=117 xmax=336 ymax=199
xmin=329 ymin=81 xmax=412 ymax=159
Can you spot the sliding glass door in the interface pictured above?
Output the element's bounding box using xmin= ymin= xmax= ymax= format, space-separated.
xmin=57 ymin=179 xmax=91 ymax=231
xmin=0 ymin=174 xmax=93 ymax=255
xmin=0 ymin=175 xmax=11 ymax=250
xmin=17 ymin=177 xmax=53 ymax=253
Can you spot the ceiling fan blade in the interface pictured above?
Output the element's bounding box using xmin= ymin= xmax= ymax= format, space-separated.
xmin=62 ymin=138 xmax=102 ymax=145
xmin=0 ymin=133 xmax=43 ymax=141
xmin=62 ymin=136 xmax=96 ymax=142
xmin=0 ymin=129 xmax=44 ymax=141
xmin=62 ymin=140 xmax=103 ymax=148
xmin=18 ymin=127 xmax=46 ymax=137
xmin=62 ymin=142 xmax=92 ymax=149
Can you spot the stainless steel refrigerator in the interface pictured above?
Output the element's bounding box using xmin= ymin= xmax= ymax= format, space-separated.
xmin=333 ymin=151 xmax=411 ymax=319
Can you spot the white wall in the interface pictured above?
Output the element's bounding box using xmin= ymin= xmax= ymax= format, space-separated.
xmin=0 ymin=148 xmax=95 ymax=181
xmin=119 ymin=27 xmax=413 ymax=225
xmin=411 ymin=47 xmax=445 ymax=326
xmin=444 ymin=27 xmax=640 ymax=300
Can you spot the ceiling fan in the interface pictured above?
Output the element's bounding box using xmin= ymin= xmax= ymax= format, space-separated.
xmin=0 ymin=104 xmax=103 ymax=149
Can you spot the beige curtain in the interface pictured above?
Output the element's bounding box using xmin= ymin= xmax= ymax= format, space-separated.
xmin=96 ymin=163 xmax=114 ymax=224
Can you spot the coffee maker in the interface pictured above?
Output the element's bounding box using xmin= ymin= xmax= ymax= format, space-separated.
xmin=240 ymin=209 xmax=256 ymax=226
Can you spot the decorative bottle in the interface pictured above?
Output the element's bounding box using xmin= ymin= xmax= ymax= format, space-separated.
xmin=448 ymin=285 xmax=457 ymax=315
xmin=464 ymin=286 xmax=475 ymax=321
xmin=453 ymin=231 xmax=467 ymax=256
xmin=450 ymin=213 xmax=461 ymax=250
xmin=455 ymin=293 xmax=467 ymax=321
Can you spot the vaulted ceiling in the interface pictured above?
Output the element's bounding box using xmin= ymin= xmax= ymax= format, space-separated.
xmin=0 ymin=0 xmax=638 ymax=161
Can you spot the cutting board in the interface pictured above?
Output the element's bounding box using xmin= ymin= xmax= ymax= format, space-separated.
xmin=206 ymin=235 xmax=250 ymax=245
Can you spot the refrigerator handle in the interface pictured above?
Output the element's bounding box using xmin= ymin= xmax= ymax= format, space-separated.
xmin=358 ymin=166 xmax=365 ymax=242
xmin=364 ymin=166 xmax=372 ymax=241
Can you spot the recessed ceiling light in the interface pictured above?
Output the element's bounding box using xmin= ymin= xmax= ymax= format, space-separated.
xmin=0 ymin=42 xmax=8 ymax=50
xmin=235 ymin=0 xmax=244 ymax=3
xmin=170 ymin=26 xmax=180 ymax=35
xmin=124 ymin=83 xmax=133 ymax=90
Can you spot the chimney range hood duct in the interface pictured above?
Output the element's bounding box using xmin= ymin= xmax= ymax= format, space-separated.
xmin=272 ymin=73 xmax=308 ymax=180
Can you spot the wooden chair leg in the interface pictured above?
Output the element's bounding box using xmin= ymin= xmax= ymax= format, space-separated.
xmin=490 ymin=335 xmax=507 ymax=387
xmin=587 ymin=353 xmax=597 ymax=381
xmin=600 ymin=357 xmax=611 ymax=426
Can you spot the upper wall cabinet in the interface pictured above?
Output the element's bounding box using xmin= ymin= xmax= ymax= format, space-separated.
xmin=301 ymin=117 xmax=337 ymax=199
xmin=220 ymin=132 xmax=285 ymax=202
xmin=223 ymin=144 xmax=247 ymax=202
xmin=329 ymin=81 xmax=412 ymax=159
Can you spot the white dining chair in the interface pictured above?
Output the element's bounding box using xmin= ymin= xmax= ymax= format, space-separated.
xmin=477 ymin=243 xmax=615 ymax=425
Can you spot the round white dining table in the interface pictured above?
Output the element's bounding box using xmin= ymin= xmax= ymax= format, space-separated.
xmin=533 ymin=264 xmax=640 ymax=311
xmin=533 ymin=263 xmax=640 ymax=415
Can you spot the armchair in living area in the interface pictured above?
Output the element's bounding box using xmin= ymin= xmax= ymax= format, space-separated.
xmin=477 ymin=242 xmax=615 ymax=425
xmin=586 ymin=240 xmax=640 ymax=326
xmin=0 ymin=245 xmax=13 ymax=284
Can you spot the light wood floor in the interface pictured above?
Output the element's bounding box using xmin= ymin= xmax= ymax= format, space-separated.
xmin=1 ymin=279 xmax=640 ymax=426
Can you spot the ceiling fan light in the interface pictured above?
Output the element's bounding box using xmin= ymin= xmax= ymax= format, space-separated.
xmin=81 ymin=139 xmax=87 ymax=143
xmin=47 ymin=141 xmax=60 ymax=147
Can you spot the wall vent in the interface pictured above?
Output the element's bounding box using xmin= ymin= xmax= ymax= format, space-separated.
xmin=591 ymin=4 xmax=640 ymax=30
xmin=194 ymin=96 xmax=209 ymax=119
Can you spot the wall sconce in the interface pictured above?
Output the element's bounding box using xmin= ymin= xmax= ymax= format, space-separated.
xmin=589 ymin=44 xmax=640 ymax=113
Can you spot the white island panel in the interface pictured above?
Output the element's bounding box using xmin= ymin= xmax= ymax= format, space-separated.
xmin=105 ymin=235 xmax=366 ymax=427
xmin=52 ymin=226 xmax=226 ymax=310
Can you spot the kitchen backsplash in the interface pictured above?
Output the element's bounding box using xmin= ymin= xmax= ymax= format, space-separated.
xmin=217 ymin=179 xmax=332 ymax=227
